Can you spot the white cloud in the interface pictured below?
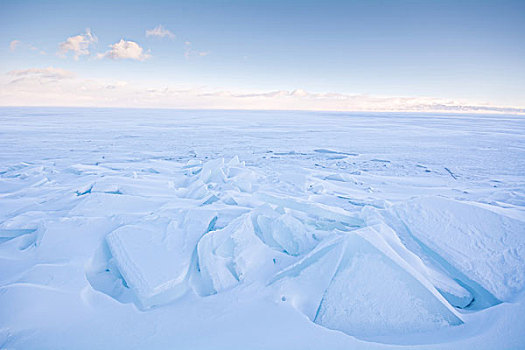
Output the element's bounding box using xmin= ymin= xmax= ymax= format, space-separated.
xmin=9 ymin=40 xmax=20 ymax=52
xmin=97 ymin=39 xmax=151 ymax=61
xmin=146 ymin=25 xmax=175 ymax=39
xmin=58 ymin=29 xmax=97 ymax=60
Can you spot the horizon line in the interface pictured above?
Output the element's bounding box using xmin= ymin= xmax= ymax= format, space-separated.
xmin=1 ymin=104 xmax=524 ymax=116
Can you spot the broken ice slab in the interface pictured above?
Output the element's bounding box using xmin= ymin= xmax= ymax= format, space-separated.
xmin=269 ymin=237 xmax=346 ymax=321
xmin=252 ymin=206 xmax=318 ymax=256
xmin=197 ymin=213 xmax=294 ymax=296
xmin=324 ymin=173 xmax=357 ymax=183
xmin=199 ymin=158 xmax=227 ymax=184
xmin=432 ymin=274 xmax=474 ymax=309
xmin=105 ymin=209 xmax=218 ymax=309
xmin=75 ymin=183 xmax=93 ymax=196
xmin=254 ymin=192 xmax=364 ymax=228
xmin=391 ymin=196 xmax=525 ymax=302
xmin=315 ymin=232 xmax=463 ymax=338
xmin=182 ymin=156 xmax=259 ymax=195
xmin=313 ymin=149 xmax=358 ymax=156
xmin=272 ymin=224 xmax=463 ymax=338
xmin=183 ymin=179 xmax=209 ymax=200
xmin=360 ymin=206 xmax=474 ymax=309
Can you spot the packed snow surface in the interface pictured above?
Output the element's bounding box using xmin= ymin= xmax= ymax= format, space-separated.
xmin=1 ymin=107 xmax=524 ymax=349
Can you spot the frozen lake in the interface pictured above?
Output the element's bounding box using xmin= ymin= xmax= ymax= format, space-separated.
xmin=1 ymin=107 xmax=524 ymax=349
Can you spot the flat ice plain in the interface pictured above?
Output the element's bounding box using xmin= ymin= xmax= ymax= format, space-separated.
xmin=0 ymin=107 xmax=524 ymax=349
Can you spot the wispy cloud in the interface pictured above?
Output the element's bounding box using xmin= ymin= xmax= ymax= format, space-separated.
xmin=1 ymin=67 xmax=523 ymax=114
xmin=145 ymin=25 xmax=175 ymax=39
xmin=97 ymin=39 xmax=151 ymax=61
xmin=6 ymin=67 xmax=75 ymax=85
xmin=58 ymin=29 xmax=97 ymax=60
xmin=184 ymin=41 xmax=209 ymax=59
xmin=9 ymin=40 xmax=20 ymax=52
xmin=9 ymin=40 xmax=45 ymax=54
xmin=8 ymin=67 xmax=75 ymax=79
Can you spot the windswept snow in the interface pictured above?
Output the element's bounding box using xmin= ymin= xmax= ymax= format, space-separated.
xmin=0 ymin=107 xmax=524 ymax=349
xmin=389 ymin=197 xmax=525 ymax=303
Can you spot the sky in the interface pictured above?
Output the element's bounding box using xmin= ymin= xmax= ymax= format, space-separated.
xmin=0 ymin=0 xmax=524 ymax=112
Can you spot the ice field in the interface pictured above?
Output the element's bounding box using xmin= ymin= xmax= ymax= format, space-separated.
xmin=0 ymin=107 xmax=524 ymax=349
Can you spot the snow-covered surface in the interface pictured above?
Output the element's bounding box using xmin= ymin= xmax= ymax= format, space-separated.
xmin=1 ymin=107 xmax=524 ymax=349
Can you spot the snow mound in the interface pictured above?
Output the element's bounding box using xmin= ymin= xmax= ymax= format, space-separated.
xmin=105 ymin=209 xmax=218 ymax=308
xmin=273 ymin=224 xmax=463 ymax=338
xmin=391 ymin=196 xmax=525 ymax=301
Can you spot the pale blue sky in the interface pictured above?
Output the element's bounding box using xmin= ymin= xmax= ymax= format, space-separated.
xmin=1 ymin=0 xmax=524 ymax=109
